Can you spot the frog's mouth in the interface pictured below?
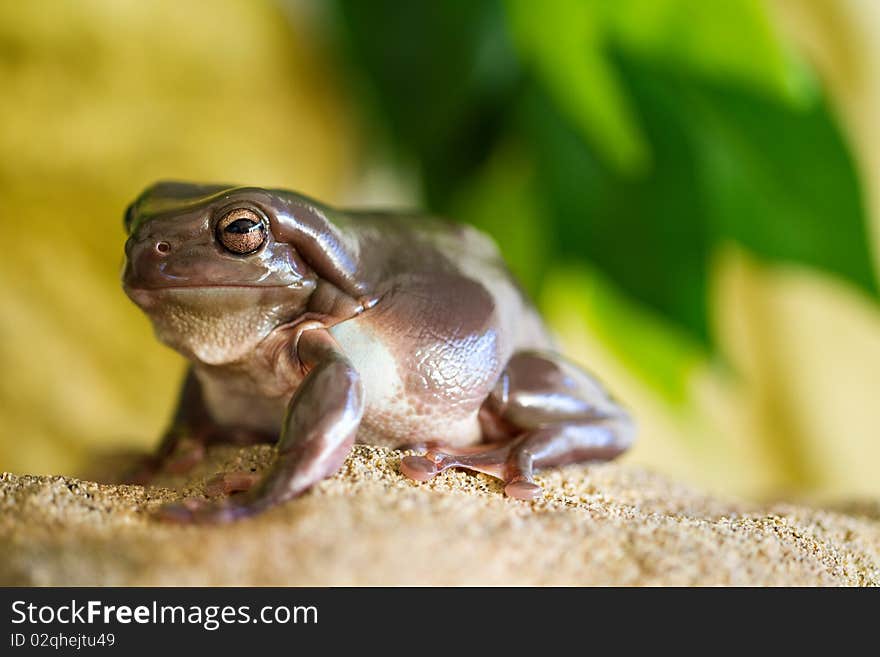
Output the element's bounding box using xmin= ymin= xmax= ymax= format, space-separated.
xmin=124 ymin=284 xmax=291 ymax=309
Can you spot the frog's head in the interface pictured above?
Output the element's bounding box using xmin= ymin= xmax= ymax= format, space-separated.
xmin=123 ymin=181 xmax=330 ymax=364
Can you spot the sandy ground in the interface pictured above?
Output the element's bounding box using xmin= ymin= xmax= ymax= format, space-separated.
xmin=1 ymin=444 xmax=878 ymax=586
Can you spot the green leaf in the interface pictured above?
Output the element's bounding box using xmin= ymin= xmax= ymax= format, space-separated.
xmin=541 ymin=264 xmax=704 ymax=405
xmin=449 ymin=141 xmax=548 ymax=297
xmin=503 ymin=0 xmax=806 ymax=174
xmin=524 ymin=79 xmax=714 ymax=342
xmin=524 ymin=56 xmax=877 ymax=343
xmin=683 ymin=82 xmax=877 ymax=293
xmin=606 ymin=0 xmax=807 ymax=104
xmin=333 ymin=0 xmax=519 ymax=205
xmin=505 ymin=0 xmax=648 ymax=172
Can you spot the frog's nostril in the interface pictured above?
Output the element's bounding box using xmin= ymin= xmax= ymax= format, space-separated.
xmin=155 ymin=241 xmax=171 ymax=255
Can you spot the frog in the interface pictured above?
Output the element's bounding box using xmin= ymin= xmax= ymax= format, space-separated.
xmin=122 ymin=181 xmax=635 ymax=523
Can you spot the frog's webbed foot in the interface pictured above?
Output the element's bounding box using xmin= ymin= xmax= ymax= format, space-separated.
xmin=400 ymin=426 xmax=622 ymax=500
xmin=150 ymin=469 xmax=262 ymax=523
xmin=400 ymin=443 xmax=515 ymax=487
xmin=401 ymin=351 xmax=635 ymax=500
xmin=155 ymin=487 xmax=271 ymax=524
xmin=401 ymin=448 xmax=541 ymax=499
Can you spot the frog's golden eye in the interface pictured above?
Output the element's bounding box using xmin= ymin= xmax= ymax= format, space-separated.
xmin=216 ymin=208 xmax=267 ymax=255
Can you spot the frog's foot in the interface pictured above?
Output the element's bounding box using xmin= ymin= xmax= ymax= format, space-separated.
xmin=154 ymin=495 xmax=263 ymax=524
xmin=203 ymin=471 xmax=261 ymax=497
xmin=155 ymin=475 xmax=285 ymax=523
xmin=120 ymin=437 xmax=207 ymax=485
xmin=400 ymin=442 xmax=542 ymax=500
xmin=153 ymin=471 xmax=262 ymax=522
xmin=401 ymin=419 xmax=631 ymax=501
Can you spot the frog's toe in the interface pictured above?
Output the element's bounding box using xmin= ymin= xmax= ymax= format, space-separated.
xmin=154 ymin=496 xmax=261 ymax=524
xmin=504 ymin=478 xmax=543 ymax=500
xmin=204 ymin=471 xmax=261 ymax=497
xmin=400 ymin=455 xmax=441 ymax=481
xmin=154 ymin=496 xmax=208 ymax=523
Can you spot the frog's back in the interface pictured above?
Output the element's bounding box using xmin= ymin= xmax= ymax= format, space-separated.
xmin=329 ymin=213 xmax=551 ymax=447
xmin=343 ymin=211 xmax=552 ymax=351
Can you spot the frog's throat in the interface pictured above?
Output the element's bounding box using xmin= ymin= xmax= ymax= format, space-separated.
xmin=130 ymin=286 xmax=303 ymax=365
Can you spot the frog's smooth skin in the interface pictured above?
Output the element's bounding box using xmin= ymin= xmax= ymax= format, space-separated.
xmin=122 ymin=182 xmax=635 ymax=522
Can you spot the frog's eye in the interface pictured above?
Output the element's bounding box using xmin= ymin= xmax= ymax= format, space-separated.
xmin=216 ymin=208 xmax=267 ymax=255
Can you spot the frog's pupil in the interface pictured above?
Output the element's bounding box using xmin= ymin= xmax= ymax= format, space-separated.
xmin=226 ymin=218 xmax=260 ymax=234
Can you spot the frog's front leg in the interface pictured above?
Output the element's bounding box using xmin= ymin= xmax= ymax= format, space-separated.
xmin=121 ymin=369 xmax=213 ymax=484
xmin=401 ymin=351 xmax=635 ymax=500
xmin=157 ymin=329 xmax=364 ymax=523
xmin=122 ymin=369 xmax=273 ymax=485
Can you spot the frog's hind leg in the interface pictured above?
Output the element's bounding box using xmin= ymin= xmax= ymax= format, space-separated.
xmin=400 ymin=351 xmax=635 ymax=500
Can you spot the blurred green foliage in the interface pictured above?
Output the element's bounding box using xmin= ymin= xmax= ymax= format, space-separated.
xmin=329 ymin=0 xmax=878 ymax=401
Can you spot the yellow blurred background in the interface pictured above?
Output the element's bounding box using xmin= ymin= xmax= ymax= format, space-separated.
xmin=0 ymin=0 xmax=877 ymax=502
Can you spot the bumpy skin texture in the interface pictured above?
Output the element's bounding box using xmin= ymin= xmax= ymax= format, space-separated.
xmin=122 ymin=182 xmax=635 ymax=522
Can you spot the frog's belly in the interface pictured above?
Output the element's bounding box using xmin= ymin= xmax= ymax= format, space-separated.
xmin=330 ymin=320 xmax=485 ymax=448
xmin=354 ymin=414 xmax=481 ymax=448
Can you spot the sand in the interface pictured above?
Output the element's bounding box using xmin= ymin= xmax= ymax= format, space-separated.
xmin=1 ymin=444 xmax=878 ymax=586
